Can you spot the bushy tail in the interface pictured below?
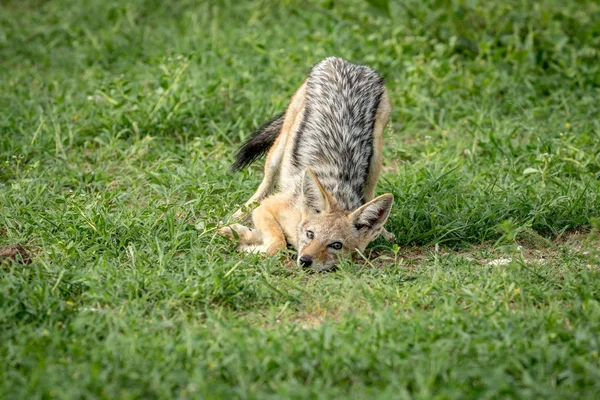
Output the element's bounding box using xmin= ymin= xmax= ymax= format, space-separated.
xmin=231 ymin=112 xmax=285 ymax=172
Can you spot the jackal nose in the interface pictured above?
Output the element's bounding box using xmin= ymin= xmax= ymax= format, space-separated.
xmin=299 ymin=255 xmax=313 ymax=269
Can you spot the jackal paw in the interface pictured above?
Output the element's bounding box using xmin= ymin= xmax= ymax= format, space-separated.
xmin=238 ymin=244 xmax=268 ymax=253
xmin=218 ymin=223 xmax=251 ymax=241
xmin=382 ymin=228 xmax=395 ymax=242
xmin=239 ymin=240 xmax=286 ymax=255
xmin=218 ymin=226 xmax=237 ymax=240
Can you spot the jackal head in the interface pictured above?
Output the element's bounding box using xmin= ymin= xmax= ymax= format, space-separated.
xmin=296 ymin=169 xmax=394 ymax=271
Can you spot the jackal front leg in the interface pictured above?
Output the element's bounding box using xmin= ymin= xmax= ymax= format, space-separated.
xmin=219 ymin=199 xmax=290 ymax=255
xmin=218 ymin=223 xmax=266 ymax=253
xmin=363 ymin=88 xmax=394 ymax=243
xmin=251 ymin=203 xmax=287 ymax=255
xmin=232 ymin=83 xmax=307 ymax=222
xmin=247 ymin=192 xmax=302 ymax=255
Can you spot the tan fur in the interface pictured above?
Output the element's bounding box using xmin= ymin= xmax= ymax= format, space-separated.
xmin=220 ymin=64 xmax=394 ymax=270
xmin=364 ymin=90 xmax=390 ymax=200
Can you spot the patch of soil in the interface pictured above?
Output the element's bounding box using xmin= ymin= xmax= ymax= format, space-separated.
xmin=363 ymin=228 xmax=599 ymax=269
xmin=0 ymin=245 xmax=33 ymax=266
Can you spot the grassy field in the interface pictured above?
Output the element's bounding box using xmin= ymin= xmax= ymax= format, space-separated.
xmin=1 ymin=0 xmax=600 ymax=398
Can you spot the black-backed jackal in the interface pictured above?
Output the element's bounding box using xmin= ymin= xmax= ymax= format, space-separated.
xmin=220 ymin=57 xmax=394 ymax=271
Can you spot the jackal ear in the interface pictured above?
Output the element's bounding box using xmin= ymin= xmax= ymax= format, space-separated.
xmin=350 ymin=194 xmax=394 ymax=236
xmin=301 ymin=169 xmax=333 ymax=218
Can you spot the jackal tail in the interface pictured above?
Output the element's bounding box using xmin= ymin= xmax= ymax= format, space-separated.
xmin=231 ymin=112 xmax=285 ymax=172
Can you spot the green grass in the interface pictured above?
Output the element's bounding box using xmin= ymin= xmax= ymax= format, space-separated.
xmin=1 ymin=0 xmax=600 ymax=398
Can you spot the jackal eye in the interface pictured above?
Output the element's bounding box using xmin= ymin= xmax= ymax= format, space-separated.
xmin=329 ymin=241 xmax=343 ymax=250
xmin=306 ymin=230 xmax=314 ymax=239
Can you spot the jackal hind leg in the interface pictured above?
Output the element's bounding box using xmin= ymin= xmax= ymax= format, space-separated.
xmin=364 ymin=89 xmax=395 ymax=242
xmin=381 ymin=229 xmax=395 ymax=242
xmin=232 ymin=83 xmax=308 ymax=222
